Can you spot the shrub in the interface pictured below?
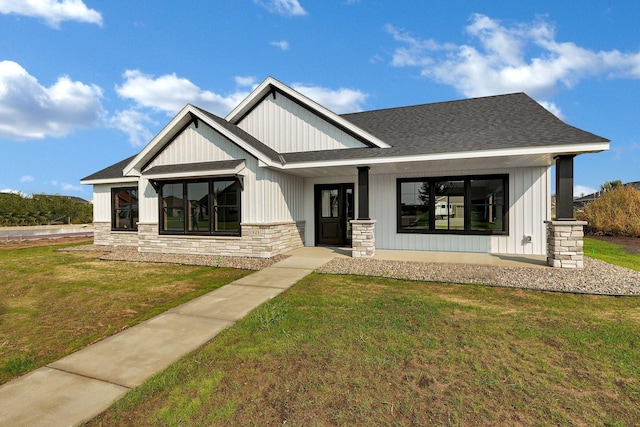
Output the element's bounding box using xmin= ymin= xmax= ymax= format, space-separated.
xmin=578 ymin=186 xmax=640 ymax=237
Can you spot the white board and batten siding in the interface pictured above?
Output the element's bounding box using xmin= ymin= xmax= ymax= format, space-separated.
xmin=92 ymin=184 xmax=114 ymax=222
xmin=304 ymin=166 xmax=550 ymax=256
xmin=236 ymin=94 xmax=367 ymax=153
xmin=139 ymin=123 xmax=304 ymax=224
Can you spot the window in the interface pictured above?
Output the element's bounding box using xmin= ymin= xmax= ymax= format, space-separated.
xmin=112 ymin=187 xmax=138 ymax=231
xmin=159 ymin=178 xmax=241 ymax=236
xmin=397 ymin=175 xmax=507 ymax=235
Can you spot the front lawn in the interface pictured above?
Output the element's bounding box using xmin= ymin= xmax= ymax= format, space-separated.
xmin=584 ymin=237 xmax=640 ymax=271
xmin=0 ymin=243 xmax=251 ymax=384
xmin=89 ymin=273 xmax=640 ymax=426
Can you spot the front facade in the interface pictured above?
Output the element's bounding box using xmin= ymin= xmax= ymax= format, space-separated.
xmin=82 ymin=77 xmax=609 ymax=260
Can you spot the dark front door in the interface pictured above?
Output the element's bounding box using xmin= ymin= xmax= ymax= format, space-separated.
xmin=315 ymin=183 xmax=354 ymax=246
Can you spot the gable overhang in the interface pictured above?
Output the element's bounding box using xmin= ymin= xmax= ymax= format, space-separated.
xmin=264 ymin=141 xmax=610 ymax=177
xmin=226 ymin=77 xmax=391 ymax=149
xmin=121 ymin=105 xmax=281 ymax=178
xmin=142 ymin=160 xmax=246 ymax=181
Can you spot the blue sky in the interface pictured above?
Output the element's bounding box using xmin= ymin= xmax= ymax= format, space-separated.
xmin=1 ymin=0 xmax=639 ymax=200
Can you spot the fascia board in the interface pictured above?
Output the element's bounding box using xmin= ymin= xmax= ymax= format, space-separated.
xmin=273 ymin=142 xmax=611 ymax=170
xmin=226 ymin=77 xmax=391 ymax=149
xmin=80 ymin=177 xmax=139 ymax=185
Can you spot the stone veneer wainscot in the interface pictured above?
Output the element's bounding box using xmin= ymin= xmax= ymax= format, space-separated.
xmin=545 ymin=220 xmax=586 ymax=269
xmin=135 ymin=221 xmax=305 ymax=258
xmin=93 ymin=222 xmax=139 ymax=247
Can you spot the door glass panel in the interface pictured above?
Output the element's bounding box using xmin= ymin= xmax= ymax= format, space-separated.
xmin=345 ymin=187 xmax=353 ymax=240
xmin=321 ymin=189 xmax=339 ymax=218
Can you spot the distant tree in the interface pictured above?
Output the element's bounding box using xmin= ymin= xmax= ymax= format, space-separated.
xmin=600 ymin=180 xmax=623 ymax=193
xmin=0 ymin=193 xmax=92 ymax=226
xmin=418 ymin=182 xmax=429 ymax=205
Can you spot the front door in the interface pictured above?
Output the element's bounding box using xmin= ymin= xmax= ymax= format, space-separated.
xmin=315 ymin=183 xmax=354 ymax=246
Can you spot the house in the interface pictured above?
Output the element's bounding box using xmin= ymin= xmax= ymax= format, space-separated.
xmin=81 ymin=77 xmax=609 ymax=261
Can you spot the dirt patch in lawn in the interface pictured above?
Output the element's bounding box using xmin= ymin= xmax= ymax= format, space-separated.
xmin=0 ymin=236 xmax=93 ymax=250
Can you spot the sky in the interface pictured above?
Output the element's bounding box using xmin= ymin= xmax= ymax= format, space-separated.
xmin=1 ymin=0 xmax=639 ymax=200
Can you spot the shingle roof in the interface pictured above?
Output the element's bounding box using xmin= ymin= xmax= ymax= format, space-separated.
xmin=81 ymin=155 xmax=137 ymax=182
xmin=82 ymin=92 xmax=608 ymax=181
xmin=281 ymin=93 xmax=609 ymax=163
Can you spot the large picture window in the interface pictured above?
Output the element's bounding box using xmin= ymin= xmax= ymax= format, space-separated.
xmin=159 ymin=178 xmax=241 ymax=236
xmin=397 ymin=175 xmax=507 ymax=235
xmin=112 ymin=187 xmax=138 ymax=231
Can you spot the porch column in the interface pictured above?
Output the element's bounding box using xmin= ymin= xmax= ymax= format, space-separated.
xmin=352 ymin=166 xmax=375 ymax=258
xmin=357 ymin=166 xmax=370 ymax=220
xmin=547 ymin=154 xmax=585 ymax=268
xmin=555 ymin=155 xmax=575 ymax=220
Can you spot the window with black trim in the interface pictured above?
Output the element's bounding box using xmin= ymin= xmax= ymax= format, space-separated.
xmin=159 ymin=178 xmax=241 ymax=236
xmin=397 ymin=175 xmax=507 ymax=235
xmin=112 ymin=187 xmax=138 ymax=231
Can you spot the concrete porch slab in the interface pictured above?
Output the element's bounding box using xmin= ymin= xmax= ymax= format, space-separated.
xmin=48 ymin=313 xmax=232 ymax=389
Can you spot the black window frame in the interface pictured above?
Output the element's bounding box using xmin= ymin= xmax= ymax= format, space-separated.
xmin=397 ymin=174 xmax=508 ymax=235
xmin=158 ymin=177 xmax=241 ymax=237
xmin=111 ymin=187 xmax=138 ymax=231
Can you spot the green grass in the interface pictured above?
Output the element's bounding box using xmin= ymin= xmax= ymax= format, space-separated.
xmin=89 ymin=274 xmax=640 ymax=426
xmin=584 ymin=237 xmax=640 ymax=271
xmin=0 ymin=242 xmax=252 ymax=384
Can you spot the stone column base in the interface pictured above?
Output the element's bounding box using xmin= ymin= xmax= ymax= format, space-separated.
xmin=351 ymin=220 xmax=376 ymax=258
xmin=545 ymin=220 xmax=586 ymax=268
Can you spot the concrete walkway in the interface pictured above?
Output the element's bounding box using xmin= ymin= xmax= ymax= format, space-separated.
xmin=0 ymin=253 xmax=334 ymax=427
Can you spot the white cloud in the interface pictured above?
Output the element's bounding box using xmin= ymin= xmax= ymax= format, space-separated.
xmin=113 ymin=70 xmax=260 ymax=145
xmin=291 ymin=83 xmax=368 ymax=113
xmin=61 ymin=182 xmax=81 ymax=191
xmin=20 ymin=175 xmax=34 ymax=183
xmin=254 ymin=0 xmax=307 ymax=16
xmin=574 ymin=185 xmax=597 ymax=197
xmin=0 ymin=60 xmax=106 ymax=140
xmin=110 ymin=108 xmax=156 ymax=147
xmin=386 ymin=14 xmax=640 ymax=115
xmin=235 ymin=76 xmax=257 ymax=87
xmin=0 ymin=0 xmax=103 ymax=28
xmin=270 ymin=40 xmax=290 ymax=51
xmin=115 ymin=70 xmax=250 ymax=117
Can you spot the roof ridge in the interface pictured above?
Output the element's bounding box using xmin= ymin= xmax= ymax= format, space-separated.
xmin=341 ymin=92 xmax=529 ymax=117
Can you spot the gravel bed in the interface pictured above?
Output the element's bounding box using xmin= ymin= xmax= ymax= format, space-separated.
xmin=61 ymin=245 xmax=640 ymax=295
xmin=318 ymin=257 xmax=640 ymax=296
xmin=59 ymin=245 xmax=287 ymax=270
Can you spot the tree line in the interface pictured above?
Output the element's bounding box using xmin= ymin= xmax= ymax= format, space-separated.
xmin=0 ymin=193 xmax=93 ymax=226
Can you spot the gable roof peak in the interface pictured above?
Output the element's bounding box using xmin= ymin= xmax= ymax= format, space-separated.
xmin=226 ymin=76 xmax=391 ymax=149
